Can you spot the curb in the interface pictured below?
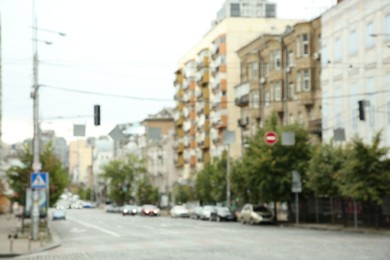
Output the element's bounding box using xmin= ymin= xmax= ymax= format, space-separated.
xmin=0 ymin=225 xmax=62 ymax=258
xmin=280 ymin=224 xmax=390 ymax=235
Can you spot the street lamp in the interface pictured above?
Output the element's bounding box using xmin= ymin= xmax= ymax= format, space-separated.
xmin=30 ymin=23 xmax=65 ymax=240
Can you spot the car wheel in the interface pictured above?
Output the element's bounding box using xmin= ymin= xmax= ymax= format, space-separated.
xmin=240 ymin=217 xmax=245 ymax=224
xmin=249 ymin=218 xmax=255 ymax=225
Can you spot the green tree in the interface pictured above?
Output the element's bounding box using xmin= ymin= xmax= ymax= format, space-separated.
xmin=6 ymin=142 xmax=68 ymax=207
xmin=235 ymin=114 xmax=312 ymax=221
xmin=136 ymin=177 xmax=159 ymax=205
xmin=174 ymin=184 xmax=195 ymax=204
xmin=102 ymin=154 xmax=146 ymax=205
xmin=337 ymin=133 xmax=390 ymax=205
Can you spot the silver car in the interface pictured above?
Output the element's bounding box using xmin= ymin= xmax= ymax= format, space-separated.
xmin=239 ymin=204 xmax=273 ymax=224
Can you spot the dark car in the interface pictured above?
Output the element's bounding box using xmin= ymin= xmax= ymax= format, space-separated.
xmin=140 ymin=204 xmax=160 ymax=216
xmin=211 ymin=206 xmax=236 ymax=222
xmin=122 ymin=205 xmax=138 ymax=216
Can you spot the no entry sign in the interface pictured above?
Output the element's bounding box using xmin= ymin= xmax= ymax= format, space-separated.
xmin=264 ymin=131 xmax=278 ymax=145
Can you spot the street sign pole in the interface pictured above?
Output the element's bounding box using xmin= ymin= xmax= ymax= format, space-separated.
xmin=291 ymin=170 xmax=301 ymax=225
xmin=295 ymin=192 xmax=299 ymax=225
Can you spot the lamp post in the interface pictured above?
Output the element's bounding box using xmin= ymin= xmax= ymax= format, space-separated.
xmin=30 ymin=19 xmax=66 ymax=240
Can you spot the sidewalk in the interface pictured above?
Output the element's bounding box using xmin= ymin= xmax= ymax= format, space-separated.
xmin=280 ymin=222 xmax=390 ymax=235
xmin=0 ymin=214 xmax=61 ymax=258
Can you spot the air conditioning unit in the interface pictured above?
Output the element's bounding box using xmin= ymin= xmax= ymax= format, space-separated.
xmin=260 ymin=77 xmax=266 ymax=84
xmin=313 ymin=52 xmax=320 ymax=60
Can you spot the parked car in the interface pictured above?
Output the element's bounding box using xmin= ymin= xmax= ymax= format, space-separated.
xmin=52 ymin=209 xmax=66 ymax=220
xmin=106 ymin=204 xmax=123 ymax=213
xmin=200 ymin=205 xmax=216 ymax=220
xmin=170 ymin=205 xmax=190 ymax=218
xmin=140 ymin=204 xmax=160 ymax=216
xmin=211 ymin=206 xmax=236 ymax=222
xmin=239 ymin=204 xmax=273 ymax=224
xmin=190 ymin=206 xmax=203 ymax=220
xmin=122 ymin=205 xmax=138 ymax=216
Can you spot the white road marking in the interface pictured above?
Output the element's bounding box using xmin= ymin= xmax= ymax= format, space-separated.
xmin=67 ymin=217 xmax=120 ymax=237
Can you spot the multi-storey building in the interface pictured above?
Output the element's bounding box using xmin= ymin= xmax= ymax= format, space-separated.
xmin=235 ymin=17 xmax=322 ymax=145
xmin=215 ymin=0 xmax=277 ymax=26
xmin=321 ymin=0 xmax=390 ymax=148
xmin=141 ymin=108 xmax=177 ymax=206
xmin=41 ymin=130 xmax=69 ymax=169
xmin=68 ymin=139 xmax=92 ymax=185
xmin=173 ymin=17 xmax=300 ymax=180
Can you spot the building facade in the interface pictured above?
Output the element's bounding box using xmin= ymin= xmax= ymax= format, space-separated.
xmin=235 ymin=17 xmax=322 ymax=145
xmin=173 ymin=17 xmax=300 ymax=180
xmin=68 ymin=139 xmax=92 ymax=185
xmin=321 ymin=0 xmax=390 ymax=148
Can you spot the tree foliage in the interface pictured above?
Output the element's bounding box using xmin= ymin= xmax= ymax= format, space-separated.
xmin=6 ymin=142 xmax=68 ymax=206
xmin=306 ymin=141 xmax=344 ymax=197
xmin=336 ymin=133 xmax=390 ymax=205
xmin=136 ymin=177 xmax=159 ymax=205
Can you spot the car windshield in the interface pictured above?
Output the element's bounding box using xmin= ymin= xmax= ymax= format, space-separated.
xmin=253 ymin=206 xmax=269 ymax=212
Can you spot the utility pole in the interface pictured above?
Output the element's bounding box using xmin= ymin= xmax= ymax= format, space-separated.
xmin=30 ymin=0 xmax=40 ymax=240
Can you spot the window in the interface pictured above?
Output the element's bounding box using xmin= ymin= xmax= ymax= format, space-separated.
xmin=298 ymin=112 xmax=304 ymax=125
xmin=366 ymin=22 xmax=374 ymax=48
xmin=251 ymin=62 xmax=258 ymax=80
xmin=275 ymin=81 xmax=281 ymax=101
xmin=288 ymin=50 xmax=294 ymax=67
xmin=250 ymin=92 xmax=259 ymax=108
xmin=367 ymin=77 xmax=375 ymax=128
xmin=289 ymin=113 xmax=295 ymax=125
xmin=385 ymin=14 xmax=390 ymax=40
xmin=275 ymin=50 xmax=281 ymax=69
xmin=303 ymin=34 xmax=309 ymax=56
xmin=296 ymin=35 xmax=301 ymax=57
xmin=349 ymin=30 xmax=357 ymax=55
xmin=303 ymin=69 xmax=310 ymax=91
xmin=335 ymin=88 xmax=342 ymax=128
xmin=289 ymin=82 xmax=294 ymax=100
xmin=230 ymin=3 xmax=240 ymax=17
xmin=351 ymin=82 xmax=358 ymax=131
xmin=264 ymin=63 xmax=269 ymax=77
xmin=297 ymin=71 xmax=302 ymax=92
xmin=334 ymin=38 xmax=341 ymax=61
xmin=265 ymin=92 xmax=270 ymax=106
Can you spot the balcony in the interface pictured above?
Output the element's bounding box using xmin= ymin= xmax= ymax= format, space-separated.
xmin=196 ymin=69 xmax=209 ymax=86
xmin=202 ymin=88 xmax=210 ymax=100
xmin=175 ymin=115 xmax=184 ymax=126
xmin=177 ymin=128 xmax=185 ymax=138
xmin=204 ymin=105 xmax=210 ymax=116
xmin=174 ymin=70 xmax=183 ymax=86
xmin=190 ymin=96 xmax=196 ymax=106
xmin=309 ymin=118 xmax=322 ymax=135
xmin=177 ymin=143 xmax=184 ymax=153
xmin=175 ymin=155 xmax=184 ymax=167
xmin=190 ymin=80 xmax=196 ymax=90
xmin=190 ymin=126 xmax=196 ymax=136
xmin=190 ymin=155 xmax=197 ymax=167
xmin=235 ymin=95 xmax=249 ymax=107
xmin=300 ymin=92 xmax=314 ymax=105
xmin=190 ymin=110 xmax=196 ymax=120
xmin=216 ymin=115 xmax=227 ymax=128
xmin=200 ymin=136 xmax=210 ymax=149
xmin=204 ymin=120 xmax=210 ymax=132
xmin=197 ymin=56 xmax=209 ymax=70
xmin=220 ymin=79 xmax=227 ymax=92
xmin=238 ymin=117 xmax=249 ymax=128
xmin=203 ymin=151 xmax=211 ymax=163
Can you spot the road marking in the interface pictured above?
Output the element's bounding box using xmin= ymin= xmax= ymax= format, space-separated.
xmin=67 ymin=217 xmax=120 ymax=237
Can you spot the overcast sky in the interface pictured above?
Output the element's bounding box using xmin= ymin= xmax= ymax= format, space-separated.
xmin=0 ymin=0 xmax=336 ymax=144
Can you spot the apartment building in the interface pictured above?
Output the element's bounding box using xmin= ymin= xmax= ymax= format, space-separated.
xmin=321 ymin=0 xmax=390 ymax=148
xmin=141 ymin=108 xmax=177 ymax=205
xmin=235 ymin=17 xmax=322 ymax=144
xmin=68 ymin=139 xmax=92 ymax=185
xmin=173 ymin=17 xmax=300 ymax=180
xmin=215 ymin=0 xmax=277 ymax=25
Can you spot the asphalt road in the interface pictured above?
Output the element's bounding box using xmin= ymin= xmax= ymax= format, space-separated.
xmin=17 ymin=208 xmax=390 ymax=260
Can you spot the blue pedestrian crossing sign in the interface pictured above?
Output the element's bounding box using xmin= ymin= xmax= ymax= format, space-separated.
xmin=31 ymin=172 xmax=48 ymax=189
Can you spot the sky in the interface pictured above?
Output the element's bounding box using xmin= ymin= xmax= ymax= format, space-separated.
xmin=0 ymin=0 xmax=336 ymax=144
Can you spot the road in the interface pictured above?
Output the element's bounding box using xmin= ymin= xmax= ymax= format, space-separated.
xmin=18 ymin=208 xmax=390 ymax=260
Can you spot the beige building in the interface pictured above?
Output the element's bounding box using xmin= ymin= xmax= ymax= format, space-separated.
xmin=173 ymin=17 xmax=300 ymax=180
xmin=235 ymin=17 xmax=322 ymax=144
xmin=69 ymin=139 xmax=92 ymax=186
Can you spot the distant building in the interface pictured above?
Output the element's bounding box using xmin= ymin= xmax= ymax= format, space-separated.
xmin=68 ymin=139 xmax=92 ymax=185
xmin=41 ymin=130 xmax=69 ymax=169
xmin=214 ymin=0 xmax=277 ymax=26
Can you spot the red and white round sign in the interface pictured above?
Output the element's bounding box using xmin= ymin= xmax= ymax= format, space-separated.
xmin=264 ymin=131 xmax=278 ymax=145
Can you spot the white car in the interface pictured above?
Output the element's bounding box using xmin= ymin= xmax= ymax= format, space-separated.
xmin=170 ymin=205 xmax=190 ymax=218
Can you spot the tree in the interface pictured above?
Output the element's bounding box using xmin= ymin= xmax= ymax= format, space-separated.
xmin=102 ymin=154 xmax=146 ymax=205
xmin=136 ymin=177 xmax=159 ymax=205
xmin=234 ymin=114 xmax=312 ymax=221
xmin=174 ymin=184 xmax=195 ymax=205
xmin=337 ymin=133 xmax=390 ymax=205
xmin=6 ymin=142 xmax=68 ymax=207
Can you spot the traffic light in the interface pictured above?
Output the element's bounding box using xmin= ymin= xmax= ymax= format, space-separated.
xmin=94 ymin=105 xmax=100 ymax=126
xmin=358 ymin=100 xmax=365 ymax=121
